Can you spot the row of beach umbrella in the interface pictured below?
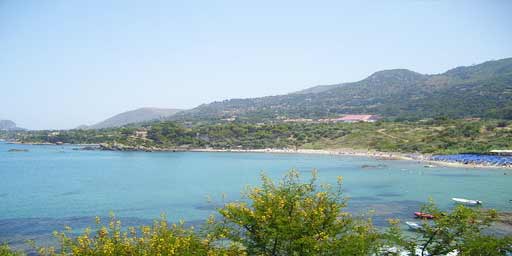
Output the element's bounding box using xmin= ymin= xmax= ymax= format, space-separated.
xmin=430 ymin=154 xmax=512 ymax=166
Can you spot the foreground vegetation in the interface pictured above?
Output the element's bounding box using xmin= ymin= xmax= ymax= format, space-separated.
xmin=4 ymin=119 xmax=512 ymax=154
xmin=2 ymin=171 xmax=511 ymax=255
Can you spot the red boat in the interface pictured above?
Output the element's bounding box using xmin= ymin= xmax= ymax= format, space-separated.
xmin=414 ymin=212 xmax=434 ymax=219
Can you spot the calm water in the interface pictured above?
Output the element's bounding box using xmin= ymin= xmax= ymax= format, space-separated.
xmin=1 ymin=142 xmax=512 ymax=248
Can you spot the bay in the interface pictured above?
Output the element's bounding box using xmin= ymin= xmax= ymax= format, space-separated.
xmin=1 ymin=142 xmax=511 ymax=248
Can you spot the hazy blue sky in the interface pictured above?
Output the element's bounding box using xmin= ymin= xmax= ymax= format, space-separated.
xmin=1 ymin=0 xmax=511 ymax=129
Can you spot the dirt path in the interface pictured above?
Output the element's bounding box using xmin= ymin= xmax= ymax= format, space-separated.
xmin=376 ymin=129 xmax=409 ymax=142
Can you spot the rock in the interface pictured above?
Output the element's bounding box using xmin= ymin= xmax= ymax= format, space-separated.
xmin=361 ymin=164 xmax=387 ymax=169
xmin=81 ymin=146 xmax=99 ymax=151
xmin=8 ymin=149 xmax=29 ymax=152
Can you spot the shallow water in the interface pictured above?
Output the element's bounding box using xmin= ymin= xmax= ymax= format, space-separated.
xmin=1 ymin=142 xmax=511 ymax=248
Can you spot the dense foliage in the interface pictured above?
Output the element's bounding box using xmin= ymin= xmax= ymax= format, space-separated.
xmin=35 ymin=216 xmax=244 ymax=256
xmin=1 ymin=129 xmax=122 ymax=145
xmin=8 ymin=119 xmax=512 ymax=154
xmin=210 ymin=172 xmax=380 ymax=255
xmin=1 ymin=171 xmax=511 ymax=255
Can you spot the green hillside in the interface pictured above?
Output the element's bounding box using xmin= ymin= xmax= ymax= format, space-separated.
xmin=10 ymin=119 xmax=512 ymax=155
xmin=171 ymin=58 xmax=512 ymax=122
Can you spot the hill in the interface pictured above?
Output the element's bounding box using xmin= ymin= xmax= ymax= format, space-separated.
xmin=171 ymin=58 xmax=512 ymax=122
xmin=82 ymin=108 xmax=182 ymax=129
xmin=0 ymin=120 xmax=24 ymax=131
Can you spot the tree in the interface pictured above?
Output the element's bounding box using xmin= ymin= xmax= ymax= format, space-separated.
xmin=207 ymin=171 xmax=381 ymax=255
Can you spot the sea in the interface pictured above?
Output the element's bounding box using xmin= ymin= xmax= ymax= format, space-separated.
xmin=1 ymin=142 xmax=511 ymax=250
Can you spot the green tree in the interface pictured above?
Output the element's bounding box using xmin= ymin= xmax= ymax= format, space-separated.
xmin=207 ymin=171 xmax=381 ymax=255
xmin=0 ymin=244 xmax=23 ymax=256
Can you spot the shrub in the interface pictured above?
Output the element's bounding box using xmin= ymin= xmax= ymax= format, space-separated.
xmin=37 ymin=214 xmax=244 ymax=256
xmin=0 ymin=244 xmax=23 ymax=256
xmin=207 ymin=170 xmax=381 ymax=255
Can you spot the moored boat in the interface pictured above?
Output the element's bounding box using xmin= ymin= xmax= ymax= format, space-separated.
xmin=414 ymin=212 xmax=434 ymax=219
xmin=405 ymin=221 xmax=422 ymax=231
xmin=452 ymin=197 xmax=482 ymax=206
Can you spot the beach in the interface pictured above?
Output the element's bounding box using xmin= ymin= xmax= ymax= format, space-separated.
xmin=189 ymin=147 xmax=512 ymax=169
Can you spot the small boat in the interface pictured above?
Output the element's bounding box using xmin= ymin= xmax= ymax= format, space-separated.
xmin=446 ymin=250 xmax=459 ymax=256
xmin=414 ymin=212 xmax=434 ymax=219
xmin=452 ymin=197 xmax=482 ymax=206
xmin=405 ymin=221 xmax=422 ymax=231
xmin=378 ymin=246 xmax=432 ymax=256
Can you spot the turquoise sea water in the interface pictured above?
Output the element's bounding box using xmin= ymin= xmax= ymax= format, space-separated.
xmin=1 ymin=142 xmax=511 ymax=248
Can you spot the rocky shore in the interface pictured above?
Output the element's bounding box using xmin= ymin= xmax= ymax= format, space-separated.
xmin=97 ymin=143 xmax=188 ymax=152
xmin=7 ymin=141 xmax=54 ymax=145
xmin=7 ymin=148 xmax=29 ymax=152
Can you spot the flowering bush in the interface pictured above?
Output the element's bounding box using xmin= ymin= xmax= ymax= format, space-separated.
xmin=36 ymin=214 xmax=244 ymax=256
xmin=208 ymin=170 xmax=381 ymax=255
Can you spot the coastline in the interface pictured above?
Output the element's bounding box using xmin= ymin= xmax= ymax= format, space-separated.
xmin=6 ymin=141 xmax=54 ymax=145
xmin=4 ymin=141 xmax=511 ymax=169
xmin=189 ymin=148 xmax=512 ymax=170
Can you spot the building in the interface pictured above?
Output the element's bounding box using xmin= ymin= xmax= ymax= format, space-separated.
xmin=283 ymin=118 xmax=314 ymax=123
xmin=490 ymin=150 xmax=512 ymax=156
xmin=221 ymin=117 xmax=236 ymax=122
xmin=134 ymin=129 xmax=148 ymax=139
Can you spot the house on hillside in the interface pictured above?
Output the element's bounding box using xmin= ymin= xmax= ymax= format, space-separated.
xmin=221 ymin=117 xmax=236 ymax=122
xmin=134 ymin=128 xmax=148 ymax=139
xmin=490 ymin=150 xmax=512 ymax=156
xmin=283 ymin=118 xmax=314 ymax=123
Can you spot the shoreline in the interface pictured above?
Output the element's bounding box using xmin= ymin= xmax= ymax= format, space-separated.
xmin=7 ymin=141 xmax=100 ymax=146
xmin=189 ymin=148 xmax=512 ymax=170
xmin=3 ymin=141 xmax=511 ymax=169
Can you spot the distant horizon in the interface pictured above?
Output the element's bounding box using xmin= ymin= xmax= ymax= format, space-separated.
xmin=2 ymin=0 xmax=511 ymax=129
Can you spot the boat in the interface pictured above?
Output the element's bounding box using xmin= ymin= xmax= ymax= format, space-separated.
xmin=446 ymin=250 xmax=459 ymax=256
xmin=378 ymin=246 xmax=432 ymax=256
xmin=414 ymin=212 xmax=434 ymax=219
xmin=452 ymin=197 xmax=482 ymax=206
xmin=405 ymin=221 xmax=422 ymax=231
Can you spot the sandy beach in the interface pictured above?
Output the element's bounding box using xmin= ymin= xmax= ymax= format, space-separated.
xmin=189 ymin=147 xmax=512 ymax=170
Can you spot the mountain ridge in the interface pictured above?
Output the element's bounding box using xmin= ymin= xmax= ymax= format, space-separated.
xmin=170 ymin=57 xmax=512 ymax=122
xmin=80 ymin=107 xmax=182 ymax=129
xmin=0 ymin=120 xmax=24 ymax=131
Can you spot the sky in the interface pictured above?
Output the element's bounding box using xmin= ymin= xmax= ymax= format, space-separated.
xmin=1 ymin=0 xmax=511 ymax=130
